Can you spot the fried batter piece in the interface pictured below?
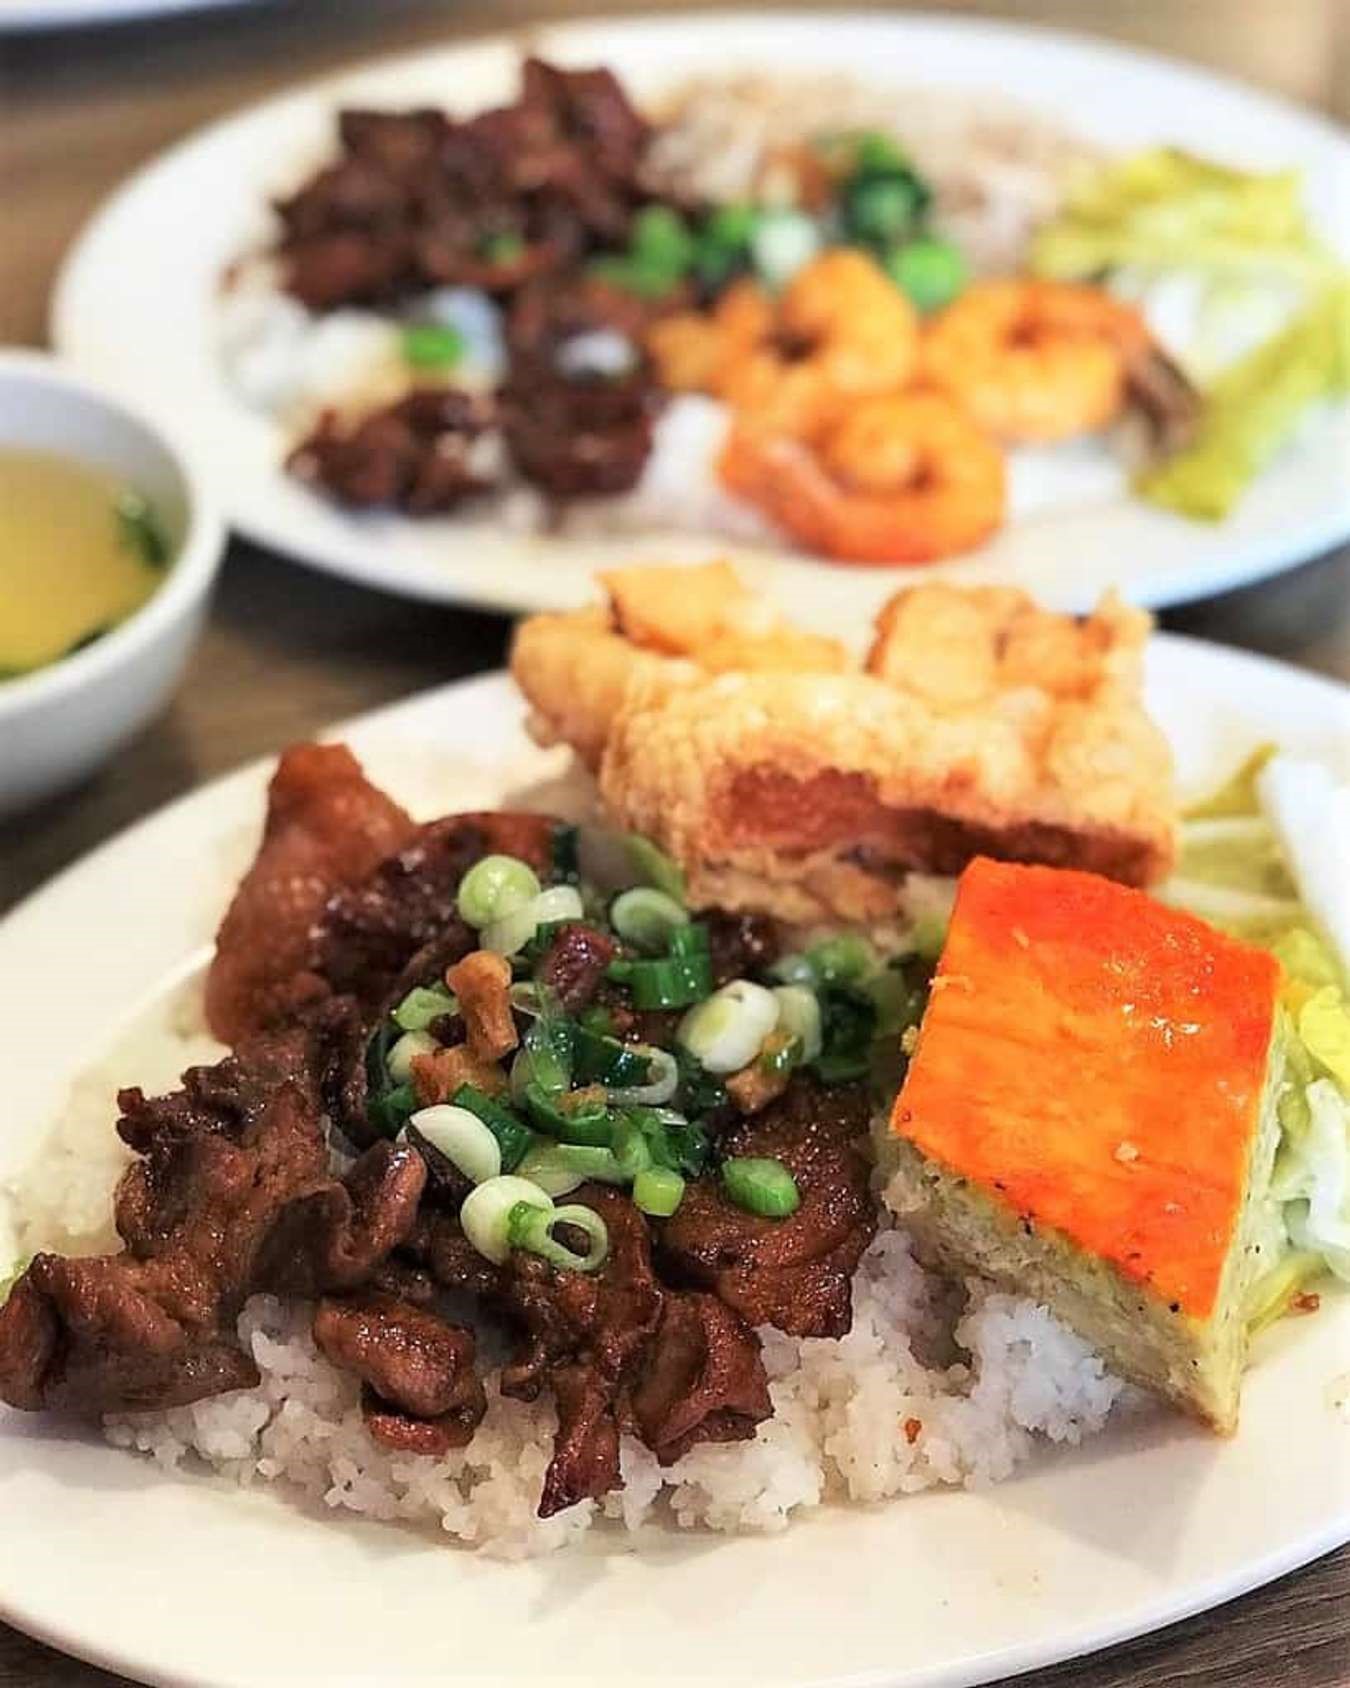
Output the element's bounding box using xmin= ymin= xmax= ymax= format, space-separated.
xmin=510 ymin=561 xmax=848 ymax=768
xmin=515 ymin=568 xmax=1175 ymax=922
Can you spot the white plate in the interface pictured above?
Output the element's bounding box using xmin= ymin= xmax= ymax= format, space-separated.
xmin=1 ymin=0 xmax=262 ymax=31
xmin=51 ymin=12 xmax=1350 ymax=624
xmin=2 ymin=640 xmax=1349 ymax=1688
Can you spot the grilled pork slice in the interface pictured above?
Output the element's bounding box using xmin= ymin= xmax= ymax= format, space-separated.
xmin=886 ymin=858 xmax=1284 ymax=1432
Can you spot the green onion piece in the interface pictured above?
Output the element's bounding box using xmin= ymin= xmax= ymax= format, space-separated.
xmin=632 ymin=205 xmax=697 ymax=272
xmin=612 ymin=1113 xmax=654 ymax=1180
xmin=846 ymin=173 xmax=925 ymax=245
xmin=678 ymin=979 xmax=780 ymax=1073
xmin=406 ymin=1104 xmax=502 ymax=1185
xmin=668 ymin=921 xmax=710 ymax=959
xmin=522 ymin=1080 xmax=613 ymax=1146
xmin=758 ymin=1030 xmax=804 ymax=1078
xmin=402 ymin=322 xmax=465 ymax=371
xmin=848 ymin=129 xmax=914 ymax=178
xmin=770 ymin=985 xmax=823 ymax=1061
xmin=508 ymin=1199 xmax=609 ymax=1273
xmin=607 ymin=951 xmax=713 ymax=1010
xmin=511 ymin=1012 xmax=575 ymax=1100
xmin=115 ymin=490 xmax=171 ymax=570
xmin=607 ymin=1045 xmax=679 ymax=1107
xmin=387 ymin=1029 xmax=436 ymax=1084
xmin=610 ymin=886 xmax=689 ymax=954
xmin=588 ymin=256 xmax=681 ymax=300
xmin=367 ymin=1081 xmax=418 ymax=1140
xmin=393 ymin=984 xmax=458 ymax=1033
xmin=750 ymin=209 xmax=821 ymax=289
xmin=577 ymin=1003 xmax=618 ymax=1038
xmin=884 ymin=237 xmax=967 ymax=312
xmin=517 ymin=1140 xmax=625 ymax=1196
xmin=625 ymin=834 xmax=686 ymax=901
xmin=480 ymin=230 xmax=526 ymax=264
xmin=573 ymin=1026 xmax=654 ymax=1088
xmin=862 ymin=964 xmax=929 ymax=1038
xmin=482 ymin=885 xmax=584 ymax=957
xmin=673 ymin=1047 xmax=727 ymax=1121
xmin=450 ymin=1084 xmax=534 ymax=1171
xmin=633 ymin=1166 xmax=686 ymax=1218
xmin=550 ymin=823 xmax=580 ymax=884
xmin=457 ymin=854 xmax=542 ymax=929
xmin=769 ymin=951 xmax=817 ymax=986
xmin=722 ymin=1156 xmax=801 ymax=1219
xmin=461 ymin=1176 xmax=552 ymax=1264
xmin=806 ymin=933 xmax=876 ymax=985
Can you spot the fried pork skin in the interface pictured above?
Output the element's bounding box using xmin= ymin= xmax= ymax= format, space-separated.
xmin=509 ymin=561 xmax=848 ymax=768
xmin=512 ymin=571 xmax=1175 ymax=923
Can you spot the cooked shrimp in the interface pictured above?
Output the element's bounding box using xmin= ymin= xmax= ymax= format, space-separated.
xmin=720 ymin=391 xmax=1005 ymax=565
xmin=648 ymin=251 xmax=920 ymax=434
xmin=725 ymin=250 xmax=921 ymax=431
xmin=646 ymin=281 xmax=775 ymax=394
xmin=921 ymin=279 xmax=1152 ymax=444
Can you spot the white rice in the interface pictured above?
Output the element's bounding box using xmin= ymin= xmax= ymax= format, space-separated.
xmin=10 ymin=985 xmax=1123 ymax=1558
xmin=645 ymin=73 xmax=1101 ymax=276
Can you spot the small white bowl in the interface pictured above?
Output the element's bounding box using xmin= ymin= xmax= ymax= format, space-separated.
xmin=0 ymin=349 xmax=225 ymax=814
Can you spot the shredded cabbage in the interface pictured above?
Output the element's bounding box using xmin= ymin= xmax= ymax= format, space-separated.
xmin=1033 ymin=148 xmax=1338 ymax=287
xmin=1166 ymin=746 xmax=1350 ymax=1318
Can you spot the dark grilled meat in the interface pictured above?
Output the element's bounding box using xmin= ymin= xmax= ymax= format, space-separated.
xmin=628 ymin=1291 xmax=772 ymax=1465
xmin=657 ymin=1078 xmax=877 ymax=1338
xmin=501 ymin=366 xmax=658 ymax=500
xmin=313 ymin=1290 xmax=486 ymax=1453
xmin=287 ymin=389 xmax=497 ymax=515
xmin=205 ymin=742 xmax=414 ymax=1046
xmin=253 ymin=1141 xmax=427 ymax=1297
xmin=274 ymin=58 xmax=652 ymax=313
xmin=535 ymin=921 xmax=618 ymax=1013
xmin=703 ymin=910 xmax=781 ymax=989
xmin=407 ymin=1193 xmax=771 ymax=1515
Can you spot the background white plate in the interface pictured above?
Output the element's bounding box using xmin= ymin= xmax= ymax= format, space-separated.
xmin=1 ymin=0 xmax=263 ymax=32
xmin=1 ymin=641 xmax=1349 ymax=1688
xmin=51 ymin=11 xmax=1350 ymax=626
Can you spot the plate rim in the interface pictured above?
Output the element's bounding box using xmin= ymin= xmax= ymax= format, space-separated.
xmin=48 ymin=7 xmax=1350 ymax=618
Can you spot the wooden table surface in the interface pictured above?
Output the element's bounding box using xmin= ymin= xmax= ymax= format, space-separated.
xmin=2 ymin=2 xmax=1348 ymax=1683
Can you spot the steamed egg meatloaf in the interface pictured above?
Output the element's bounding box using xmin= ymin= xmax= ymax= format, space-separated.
xmin=886 ymin=858 xmax=1284 ymax=1432
xmin=512 ymin=569 xmax=1176 ymax=926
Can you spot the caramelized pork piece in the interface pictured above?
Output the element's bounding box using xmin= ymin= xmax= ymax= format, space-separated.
xmin=273 ymin=58 xmax=653 ymax=312
xmin=534 ymin=922 xmax=618 ymax=1013
xmin=658 ymin=1078 xmax=877 ymax=1338
xmin=314 ymin=811 xmax=555 ymax=1015
xmin=0 ymin=1026 xmax=425 ymax=1418
xmin=206 ymin=743 xmax=414 ymax=1045
xmin=287 ymin=389 xmax=497 ymax=515
xmin=497 ymin=1184 xmax=663 ymax=1515
xmin=313 ymin=1290 xmax=486 ymax=1453
xmin=628 ymin=1291 xmax=772 ymax=1464
xmin=407 ymin=1198 xmax=770 ymax=1514
xmin=253 ymin=1141 xmax=427 ymax=1297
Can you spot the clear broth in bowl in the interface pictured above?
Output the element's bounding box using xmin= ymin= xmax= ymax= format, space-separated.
xmin=0 ymin=447 xmax=171 ymax=679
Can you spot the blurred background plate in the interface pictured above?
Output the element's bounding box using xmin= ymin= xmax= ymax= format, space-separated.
xmin=51 ymin=12 xmax=1350 ymax=624
xmin=1 ymin=0 xmax=265 ymax=32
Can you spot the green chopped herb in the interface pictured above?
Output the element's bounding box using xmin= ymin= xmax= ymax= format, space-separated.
xmin=633 ymin=1166 xmax=686 ymax=1217
xmin=606 ymin=951 xmax=713 ymax=1009
xmin=450 ymin=1084 xmax=533 ymax=1171
xmin=393 ymin=984 xmax=458 ymax=1033
xmin=480 ymin=231 xmax=526 ymax=264
xmin=884 ymin=237 xmax=967 ymax=311
xmin=402 ymin=322 xmax=465 ymax=371
xmin=115 ymin=491 xmax=170 ymax=570
xmin=722 ymin=1156 xmax=800 ymax=1218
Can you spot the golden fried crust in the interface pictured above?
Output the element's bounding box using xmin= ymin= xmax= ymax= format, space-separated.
xmin=598 ymin=654 xmax=1176 ymax=924
xmin=510 ymin=562 xmax=847 ymax=768
xmin=509 ymin=605 xmax=686 ymax=770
